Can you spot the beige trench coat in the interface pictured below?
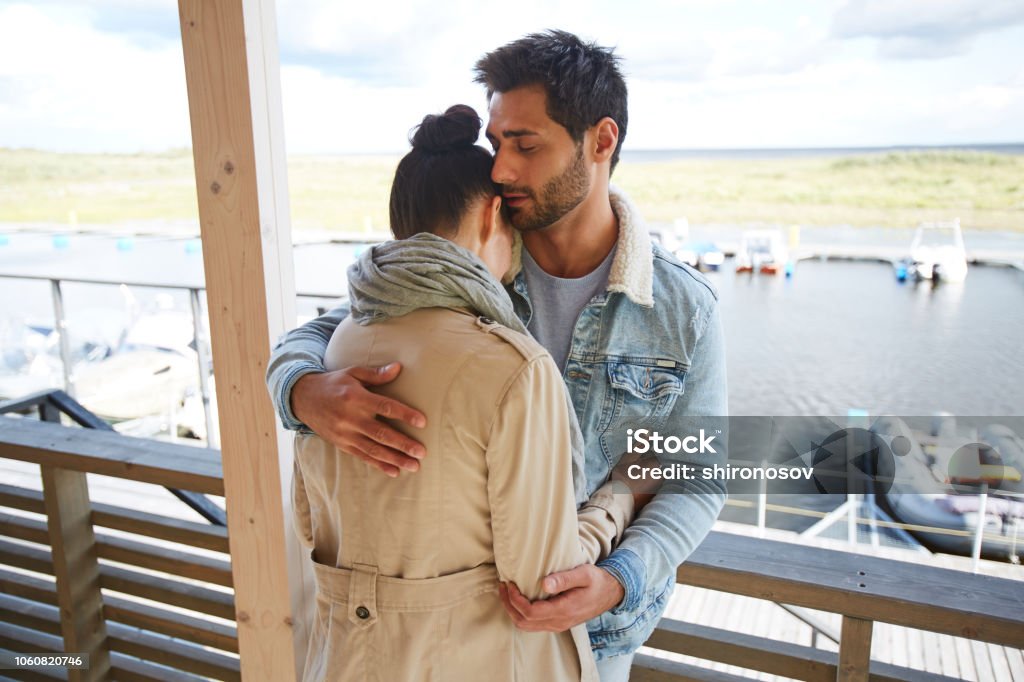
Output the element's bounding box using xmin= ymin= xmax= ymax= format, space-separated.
xmin=292 ymin=307 xmax=634 ymax=681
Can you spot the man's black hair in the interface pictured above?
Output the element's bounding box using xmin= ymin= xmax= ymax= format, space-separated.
xmin=474 ymin=29 xmax=628 ymax=172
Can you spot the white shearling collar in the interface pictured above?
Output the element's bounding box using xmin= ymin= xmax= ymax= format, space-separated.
xmin=503 ymin=186 xmax=654 ymax=307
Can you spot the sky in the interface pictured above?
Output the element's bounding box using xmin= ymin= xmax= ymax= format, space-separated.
xmin=0 ymin=0 xmax=1022 ymax=154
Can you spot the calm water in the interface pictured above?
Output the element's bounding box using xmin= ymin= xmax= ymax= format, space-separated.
xmin=714 ymin=259 xmax=1024 ymax=417
xmin=1 ymin=230 xmax=1022 ymax=417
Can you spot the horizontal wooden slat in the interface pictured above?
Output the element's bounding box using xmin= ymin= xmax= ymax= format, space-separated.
xmin=0 ymin=484 xmax=45 ymax=515
xmin=646 ymin=617 xmax=834 ymax=682
xmin=0 ymin=621 xmax=62 ymax=655
xmin=0 ymin=538 xmax=53 ymax=575
xmin=0 ymin=593 xmax=62 ymax=636
xmin=99 ymin=564 xmax=235 ymax=621
xmin=681 ymin=532 xmax=1024 ymax=648
xmin=109 ymin=653 xmax=208 ymax=682
xmin=0 ymin=417 xmax=223 ymax=495
xmin=1 ymin=538 xmax=233 ymax=620
xmin=0 ymin=595 xmax=236 ymax=681
xmin=0 ymin=568 xmax=58 ymax=606
xmin=644 ymin=618 xmax=962 ymax=682
xmin=0 ymin=671 xmax=63 ymax=682
xmin=91 ymin=502 xmax=229 ymax=553
xmin=632 ymin=653 xmax=756 ymax=682
xmin=0 ymin=484 xmax=228 ymax=552
xmin=0 ymin=568 xmax=237 ymax=654
xmin=107 ymin=622 xmax=240 ymax=681
xmin=104 ymin=596 xmax=238 ymax=654
xmin=95 ymin=534 xmax=232 ymax=588
xmin=0 ymin=512 xmax=49 ymax=545
xmin=0 ymin=513 xmax=231 ymax=587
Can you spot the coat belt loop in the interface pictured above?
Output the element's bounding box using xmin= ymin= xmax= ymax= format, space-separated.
xmin=348 ymin=562 xmax=379 ymax=627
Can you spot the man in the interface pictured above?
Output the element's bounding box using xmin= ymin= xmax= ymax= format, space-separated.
xmin=267 ymin=30 xmax=727 ymax=681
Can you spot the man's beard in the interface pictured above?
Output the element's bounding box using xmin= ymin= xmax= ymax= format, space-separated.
xmin=505 ymin=143 xmax=589 ymax=233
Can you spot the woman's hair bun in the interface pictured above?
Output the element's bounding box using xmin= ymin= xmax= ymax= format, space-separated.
xmin=410 ymin=104 xmax=482 ymax=153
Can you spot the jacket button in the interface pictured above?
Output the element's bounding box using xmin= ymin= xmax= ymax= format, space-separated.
xmin=479 ymin=316 xmax=494 ymax=325
xmin=355 ymin=606 xmax=370 ymax=619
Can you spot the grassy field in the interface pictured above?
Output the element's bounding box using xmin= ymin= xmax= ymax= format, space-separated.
xmin=1 ymin=148 xmax=1021 ymax=231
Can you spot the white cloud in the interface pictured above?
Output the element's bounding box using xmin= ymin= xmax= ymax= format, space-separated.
xmin=704 ymin=26 xmax=832 ymax=78
xmin=279 ymin=65 xmax=487 ymax=154
xmin=0 ymin=3 xmax=190 ymax=152
xmin=832 ymin=0 xmax=1024 ymax=59
xmin=0 ymin=0 xmax=1021 ymax=152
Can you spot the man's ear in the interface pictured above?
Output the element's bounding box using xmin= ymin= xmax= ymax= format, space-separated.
xmin=592 ymin=117 xmax=619 ymax=164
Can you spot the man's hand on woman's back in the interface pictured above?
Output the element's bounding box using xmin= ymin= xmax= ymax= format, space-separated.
xmin=291 ymin=363 xmax=428 ymax=477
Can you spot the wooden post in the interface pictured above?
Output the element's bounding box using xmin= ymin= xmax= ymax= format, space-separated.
xmin=41 ymin=465 xmax=111 ymax=681
xmin=837 ymin=616 xmax=873 ymax=682
xmin=178 ymin=0 xmax=303 ymax=679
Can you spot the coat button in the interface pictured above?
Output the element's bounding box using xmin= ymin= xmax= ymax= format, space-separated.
xmin=479 ymin=316 xmax=494 ymax=325
xmin=355 ymin=606 xmax=370 ymax=619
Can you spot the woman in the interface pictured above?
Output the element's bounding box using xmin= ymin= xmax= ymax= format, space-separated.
xmin=292 ymin=105 xmax=635 ymax=681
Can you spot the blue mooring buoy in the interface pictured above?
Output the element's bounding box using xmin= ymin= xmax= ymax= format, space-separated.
xmin=52 ymin=235 xmax=70 ymax=249
xmin=896 ymin=264 xmax=908 ymax=282
xmin=185 ymin=239 xmax=202 ymax=254
xmin=116 ymin=237 xmax=135 ymax=251
xmin=0 ymin=234 xmax=9 ymax=247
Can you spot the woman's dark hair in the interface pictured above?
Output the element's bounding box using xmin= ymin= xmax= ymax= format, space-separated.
xmin=389 ymin=105 xmax=496 ymax=239
xmin=473 ymin=30 xmax=628 ymax=172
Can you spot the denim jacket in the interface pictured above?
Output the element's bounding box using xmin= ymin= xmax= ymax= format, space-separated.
xmin=266 ymin=188 xmax=728 ymax=659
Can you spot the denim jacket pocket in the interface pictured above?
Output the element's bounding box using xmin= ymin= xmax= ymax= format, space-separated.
xmin=597 ymin=362 xmax=687 ymax=433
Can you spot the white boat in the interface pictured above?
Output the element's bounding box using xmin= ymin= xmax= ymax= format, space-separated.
xmin=649 ymin=218 xmax=688 ymax=256
xmin=0 ymin=308 xmax=204 ymax=436
xmin=905 ymin=220 xmax=968 ymax=282
xmin=675 ymin=241 xmax=725 ymax=271
xmin=872 ymin=417 xmax=1024 ymax=560
xmin=735 ymin=230 xmax=788 ymax=275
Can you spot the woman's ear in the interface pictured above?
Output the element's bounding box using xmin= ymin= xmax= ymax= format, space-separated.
xmin=480 ymin=194 xmax=503 ymax=243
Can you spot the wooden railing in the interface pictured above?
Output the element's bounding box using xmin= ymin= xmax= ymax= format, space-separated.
xmin=634 ymin=533 xmax=1024 ymax=681
xmin=2 ymin=416 xmax=1022 ymax=681
xmin=0 ymin=389 xmax=226 ymax=526
xmin=0 ymin=416 xmax=237 ymax=681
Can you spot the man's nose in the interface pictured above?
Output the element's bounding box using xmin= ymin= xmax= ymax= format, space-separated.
xmin=491 ymin=148 xmax=516 ymax=186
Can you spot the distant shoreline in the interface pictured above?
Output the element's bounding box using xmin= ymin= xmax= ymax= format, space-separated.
xmin=2 ymin=142 xmax=1022 ymax=161
xmin=621 ymin=143 xmax=1024 ymax=162
xmin=2 ymin=147 xmax=1021 ymax=231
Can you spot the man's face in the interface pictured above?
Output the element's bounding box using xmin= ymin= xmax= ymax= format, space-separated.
xmin=485 ymin=85 xmax=590 ymax=232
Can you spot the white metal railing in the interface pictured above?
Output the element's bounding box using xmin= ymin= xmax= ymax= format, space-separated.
xmin=0 ymin=269 xmax=350 ymax=447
